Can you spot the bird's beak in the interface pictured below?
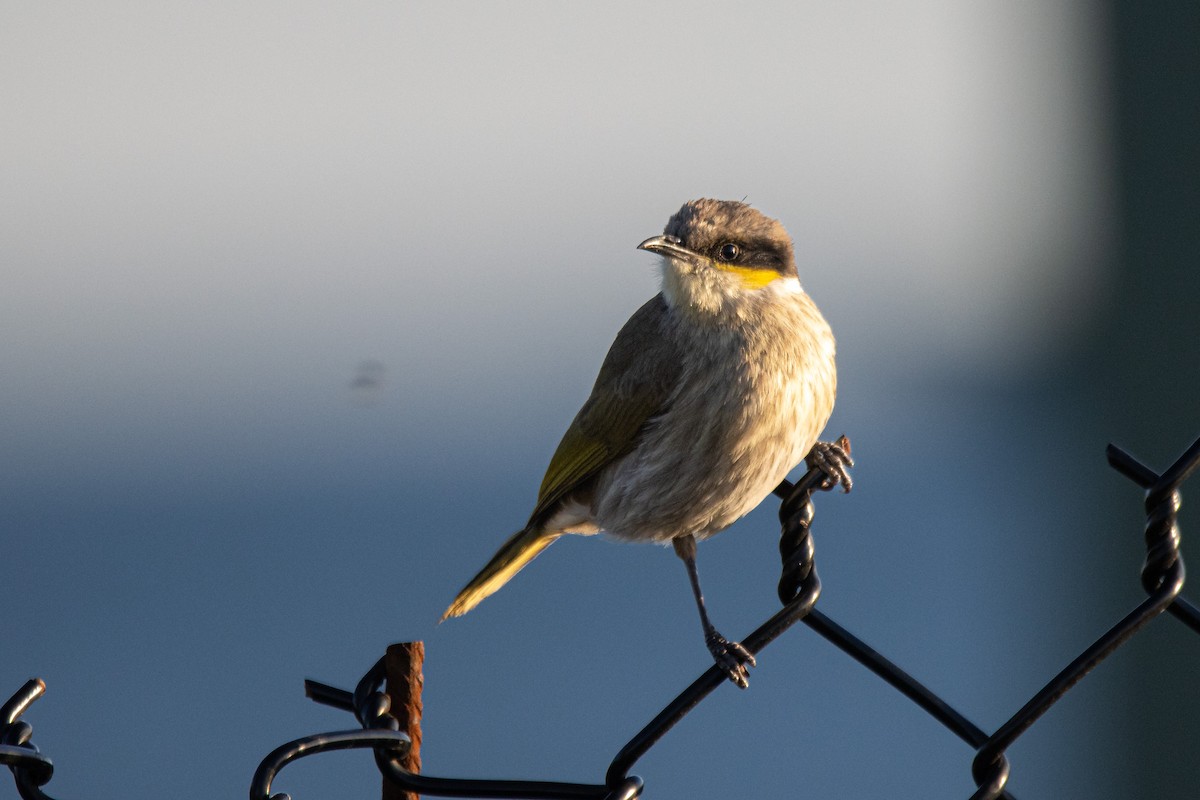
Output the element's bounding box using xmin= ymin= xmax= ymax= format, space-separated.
xmin=637 ymin=234 xmax=699 ymax=264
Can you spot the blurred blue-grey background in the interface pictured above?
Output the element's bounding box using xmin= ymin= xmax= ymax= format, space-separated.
xmin=3 ymin=2 xmax=1198 ymax=798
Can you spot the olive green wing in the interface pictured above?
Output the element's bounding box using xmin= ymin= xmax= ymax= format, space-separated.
xmin=528 ymin=294 xmax=681 ymax=528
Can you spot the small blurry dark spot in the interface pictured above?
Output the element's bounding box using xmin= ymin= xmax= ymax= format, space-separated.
xmin=350 ymin=360 xmax=386 ymax=406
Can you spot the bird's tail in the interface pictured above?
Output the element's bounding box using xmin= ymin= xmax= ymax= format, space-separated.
xmin=441 ymin=526 xmax=558 ymax=620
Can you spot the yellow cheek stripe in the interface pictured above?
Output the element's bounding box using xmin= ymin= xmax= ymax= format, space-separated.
xmin=715 ymin=263 xmax=781 ymax=289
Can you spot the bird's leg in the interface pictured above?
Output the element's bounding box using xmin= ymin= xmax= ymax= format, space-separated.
xmin=672 ymin=534 xmax=756 ymax=689
xmin=806 ymin=435 xmax=854 ymax=493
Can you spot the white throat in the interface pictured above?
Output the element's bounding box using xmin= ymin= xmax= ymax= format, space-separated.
xmin=659 ymin=257 xmax=802 ymax=318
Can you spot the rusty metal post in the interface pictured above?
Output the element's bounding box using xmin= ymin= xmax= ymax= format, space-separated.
xmin=381 ymin=641 xmax=424 ymax=800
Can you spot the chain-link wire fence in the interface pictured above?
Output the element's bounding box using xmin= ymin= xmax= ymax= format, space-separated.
xmin=4 ymin=434 xmax=1199 ymax=800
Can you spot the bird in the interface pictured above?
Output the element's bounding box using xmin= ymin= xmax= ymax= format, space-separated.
xmin=442 ymin=198 xmax=849 ymax=687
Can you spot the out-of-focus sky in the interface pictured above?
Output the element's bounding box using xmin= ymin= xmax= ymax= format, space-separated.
xmin=3 ymin=2 xmax=1198 ymax=799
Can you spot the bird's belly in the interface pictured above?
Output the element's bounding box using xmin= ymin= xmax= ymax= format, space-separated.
xmin=590 ymin=367 xmax=830 ymax=543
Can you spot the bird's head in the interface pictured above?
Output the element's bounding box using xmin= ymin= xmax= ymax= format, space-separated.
xmin=638 ymin=199 xmax=800 ymax=316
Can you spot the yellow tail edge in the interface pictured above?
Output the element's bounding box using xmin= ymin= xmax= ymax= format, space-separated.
xmin=440 ymin=527 xmax=557 ymax=621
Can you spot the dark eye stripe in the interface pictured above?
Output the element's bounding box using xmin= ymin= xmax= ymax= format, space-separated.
xmin=698 ymin=236 xmax=791 ymax=274
xmin=744 ymin=247 xmax=787 ymax=273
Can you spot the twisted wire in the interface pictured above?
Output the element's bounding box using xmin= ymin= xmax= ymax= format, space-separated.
xmin=0 ymin=679 xmax=56 ymax=800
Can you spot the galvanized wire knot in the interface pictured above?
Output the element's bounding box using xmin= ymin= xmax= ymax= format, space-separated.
xmin=1107 ymin=438 xmax=1200 ymax=633
xmin=1142 ymin=485 xmax=1183 ymax=593
xmin=778 ymin=435 xmax=851 ymax=605
xmin=1 ymin=678 xmax=55 ymax=800
xmin=777 ymin=480 xmax=818 ymax=605
xmin=248 ymin=658 xmax=414 ymax=800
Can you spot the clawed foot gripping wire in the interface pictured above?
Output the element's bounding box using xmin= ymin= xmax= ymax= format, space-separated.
xmin=5 ymin=435 xmax=1200 ymax=799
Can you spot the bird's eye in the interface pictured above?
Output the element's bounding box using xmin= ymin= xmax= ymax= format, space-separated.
xmin=718 ymin=243 xmax=740 ymax=262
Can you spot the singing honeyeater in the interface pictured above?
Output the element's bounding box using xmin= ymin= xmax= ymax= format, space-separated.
xmin=442 ymin=199 xmax=849 ymax=687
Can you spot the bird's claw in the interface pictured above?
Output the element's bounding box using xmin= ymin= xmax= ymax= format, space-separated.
xmin=706 ymin=630 xmax=756 ymax=689
xmin=806 ymin=436 xmax=854 ymax=493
